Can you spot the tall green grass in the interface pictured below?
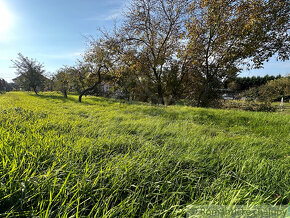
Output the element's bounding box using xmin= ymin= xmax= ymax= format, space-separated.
xmin=0 ymin=92 xmax=289 ymax=217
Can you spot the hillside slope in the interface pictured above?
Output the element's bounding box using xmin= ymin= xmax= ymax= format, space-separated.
xmin=0 ymin=92 xmax=289 ymax=217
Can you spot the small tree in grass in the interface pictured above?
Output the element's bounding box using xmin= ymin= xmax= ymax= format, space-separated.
xmin=55 ymin=68 xmax=70 ymax=98
xmin=12 ymin=53 xmax=46 ymax=95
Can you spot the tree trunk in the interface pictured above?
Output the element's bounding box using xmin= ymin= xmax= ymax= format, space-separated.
xmin=79 ymin=66 xmax=102 ymax=102
xmin=153 ymin=67 xmax=165 ymax=105
xmin=64 ymin=90 xmax=67 ymax=98
xmin=33 ymin=87 xmax=39 ymax=95
xmin=157 ymin=82 xmax=165 ymax=105
xmin=79 ymin=81 xmax=101 ymax=102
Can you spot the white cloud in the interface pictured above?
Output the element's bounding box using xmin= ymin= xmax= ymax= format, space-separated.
xmin=104 ymin=9 xmax=122 ymax=21
xmin=84 ymin=8 xmax=122 ymax=21
xmin=83 ymin=0 xmax=128 ymax=22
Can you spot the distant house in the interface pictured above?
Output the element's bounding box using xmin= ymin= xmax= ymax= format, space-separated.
xmin=220 ymin=88 xmax=236 ymax=100
xmin=99 ymin=82 xmax=126 ymax=99
xmin=102 ymin=83 xmax=111 ymax=93
xmin=222 ymin=94 xmax=235 ymax=100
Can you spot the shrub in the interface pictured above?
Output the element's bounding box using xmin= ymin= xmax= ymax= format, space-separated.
xmin=221 ymin=100 xmax=276 ymax=112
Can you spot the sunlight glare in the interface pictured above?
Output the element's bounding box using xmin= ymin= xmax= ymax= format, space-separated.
xmin=0 ymin=1 xmax=13 ymax=36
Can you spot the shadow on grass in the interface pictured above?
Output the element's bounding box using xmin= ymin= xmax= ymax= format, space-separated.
xmin=30 ymin=92 xmax=171 ymax=108
xmin=30 ymin=92 xmax=136 ymax=106
xmin=29 ymin=93 xmax=95 ymax=105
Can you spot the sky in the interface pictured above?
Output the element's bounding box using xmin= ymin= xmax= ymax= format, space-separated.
xmin=0 ymin=0 xmax=289 ymax=82
xmin=0 ymin=0 xmax=127 ymax=82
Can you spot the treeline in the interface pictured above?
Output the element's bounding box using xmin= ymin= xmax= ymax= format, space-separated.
xmin=5 ymin=72 xmax=288 ymax=102
xmin=8 ymin=0 xmax=290 ymax=106
xmin=226 ymin=75 xmax=283 ymax=92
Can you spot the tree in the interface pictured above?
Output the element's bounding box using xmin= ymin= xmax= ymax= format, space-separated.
xmin=78 ymin=39 xmax=116 ymax=102
xmin=258 ymin=77 xmax=290 ymax=102
xmin=184 ymin=0 xmax=289 ymax=106
xmin=0 ymin=78 xmax=13 ymax=92
xmin=55 ymin=68 xmax=70 ymax=98
xmin=12 ymin=53 xmax=46 ymax=95
xmin=121 ymin=0 xmax=190 ymax=104
xmin=65 ymin=63 xmax=88 ymax=95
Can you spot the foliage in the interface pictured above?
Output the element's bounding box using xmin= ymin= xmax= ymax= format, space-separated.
xmin=12 ymin=53 xmax=46 ymax=95
xmin=0 ymin=78 xmax=13 ymax=92
xmin=75 ymin=0 xmax=289 ymax=107
xmin=258 ymin=77 xmax=290 ymax=102
xmin=184 ymin=0 xmax=289 ymax=106
xmin=121 ymin=0 xmax=190 ymax=104
xmin=242 ymin=77 xmax=290 ymax=102
xmin=54 ymin=68 xmax=70 ymax=98
xmin=66 ymin=64 xmax=90 ymax=95
xmin=228 ymin=75 xmax=282 ymax=92
xmin=242 ymin=86 xmax=260 ymax=100
xmin=78 ymin=39 xmax=117 ymax=102
xmin=0 ymin=92 xmax=289 ymax=216
xmin=221 ymin=100 xmax=276 ymax=112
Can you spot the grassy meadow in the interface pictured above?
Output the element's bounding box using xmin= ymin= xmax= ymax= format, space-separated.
xmin=0 ymin=92 xmax=289 ymax=217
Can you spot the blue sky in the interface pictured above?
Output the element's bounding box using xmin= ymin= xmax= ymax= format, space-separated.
xmin=0 ymin=0 xmax=127 ymax=81
xmin=0 ymin=0 xmax=289 ymax=82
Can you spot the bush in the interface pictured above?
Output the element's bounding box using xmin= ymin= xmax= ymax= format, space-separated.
xmin=221 ymin=100 xmax=276 ymax=112
xmin=258 ymin=77 xmax=290 ymax=102
xmin=256 ymin=103 xmax=276 ymax=112
xmin=242 ymin=77 xmax=290 ymax=103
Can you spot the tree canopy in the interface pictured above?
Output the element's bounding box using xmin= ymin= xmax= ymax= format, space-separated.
xmin=98 ymin=0 xmax=289 ymax=106
xmin=12 ymin=53 xmax=46 ymax=95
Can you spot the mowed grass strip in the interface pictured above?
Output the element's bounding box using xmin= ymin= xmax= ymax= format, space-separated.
xmin=0 ymin=92 xmax=289 ymax=217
